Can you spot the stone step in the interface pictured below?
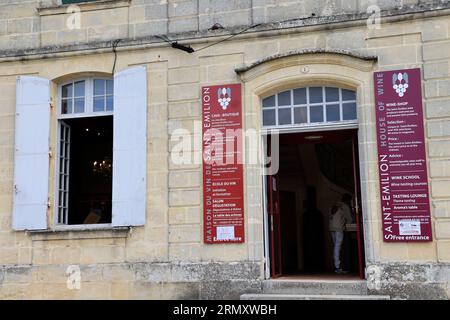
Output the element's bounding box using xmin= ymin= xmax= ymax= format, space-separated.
xmin=262 ymin=279 xmax=368 ymax=295
xmin=241 ymin=294 xmax=391 ymax=300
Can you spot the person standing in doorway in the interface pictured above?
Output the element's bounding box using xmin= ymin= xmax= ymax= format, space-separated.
xmin=341 ymin=193 xmax=354 ymax=223
xmin=329 ymin=195 xmax=353 ymax=274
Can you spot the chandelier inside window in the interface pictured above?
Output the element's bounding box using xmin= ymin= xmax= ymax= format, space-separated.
xmin=92 ymin=157 xmax=112 ymax=177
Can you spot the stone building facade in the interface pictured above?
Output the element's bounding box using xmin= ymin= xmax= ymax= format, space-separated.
xmin=0 ymin=0 xmax=449 ymax=299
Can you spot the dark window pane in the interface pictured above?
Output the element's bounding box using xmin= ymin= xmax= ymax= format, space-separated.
xmin=343 ymin=102 xmax=357 ymax=120
xmin=106 ymin=80 xmax=113 ymax=95
xmin=64 ymin=143 xmax=69 ymax=158
xmin=277 ymin=90 xmax=291 ymax=106
xmin=74 ymin=98 xmax=85 ymax=113
xmin=94 ymin=97 xmax=104 ymax=112
xmin=106 ymin=96 xmax=113 ymax=111
xmin=62 ymin=99 xmax=71 ymax=114
xmin=325 ymin=87 xmax=339 ymax=102
xmin=262 ymin=95 xmax=275 ymax=108
xmin=62 ymin=84 xmax=72 ymax=98
xmin=310 ymin=105 xmax=324 ymax=122
xmin=326 ymin=104 xmax=340 ymax=121
xmin=293 ymin=88 xmax=306 ymax=105
xmin=74 ymin=81 xmax=85 ymax=97
xmin=94 ymin=79 xmax=105 ymax=96
xmin=309 ymin=87 xmax=323 ymax=103
xmin=64 ymin=160 xmax=69 ymax=180
xmin=342 ymin=89 xmax=356 ymax=101
xmin=294 ymin=107 xmax=307 ymax=124
xmin=263 ymin=109 xmax=276 ymax=126
xmin=278 ymin=108 xmax=291 ymax=125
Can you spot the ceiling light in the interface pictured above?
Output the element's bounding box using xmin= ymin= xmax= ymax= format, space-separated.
xmin=304 ymin=135 xmax=323 ymax=140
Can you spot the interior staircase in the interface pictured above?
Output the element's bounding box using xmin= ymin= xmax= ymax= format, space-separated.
xmin=240 ymin=279 xmax=390 ymax=300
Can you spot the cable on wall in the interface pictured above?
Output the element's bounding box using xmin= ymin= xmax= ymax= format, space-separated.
xmin=194 ymin=23 xmax=262 ymax=53
xmin=112 ymin=39 xmax=122 ymax=74
xmin=156 ymin=23 xmax=262 ymax=54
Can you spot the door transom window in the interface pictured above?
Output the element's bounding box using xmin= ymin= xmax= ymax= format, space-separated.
xmin=262 ymin=87 xmax=357 ymax=128
xmin=59 ymin=78 xmax=114 ymax=117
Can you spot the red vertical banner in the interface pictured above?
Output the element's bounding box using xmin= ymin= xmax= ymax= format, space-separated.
xmin=202 ymin=84 xmax=245 ymax=244
xmin=374 ymin=68 xmax=432 ymax=242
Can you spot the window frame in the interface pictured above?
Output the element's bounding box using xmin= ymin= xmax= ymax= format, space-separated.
xmin=61 ymin=0 xmax=98 ymax=4
xmin=55 ymin=76 xmax=114 ymax=228
xmin=56 ymin=121 xmax=71 ymax=226
xmin=57 ymin=77 xmax=114 ymax=120
xmin=261 ymin=86 xmax=358 ymax=131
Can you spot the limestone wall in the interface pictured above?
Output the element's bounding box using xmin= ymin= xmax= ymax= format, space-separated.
xmin=0 ymin=0 xmax=449 ymax=299
xmin=0 ymin=0 xmax=443 ymax=51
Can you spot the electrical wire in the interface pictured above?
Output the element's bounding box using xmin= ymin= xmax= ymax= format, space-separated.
xmin=112 ymin=39 xmax=122 ymax=74
xmin=194 ymin=23 xmax=262 ymax=53
xmin=155 ymin=35 xmax=172 ymax=45
xmin=155 ymin=23 xmax=263 ymax=53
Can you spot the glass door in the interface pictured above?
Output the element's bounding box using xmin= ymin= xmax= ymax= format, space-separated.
xmin=267 ymin=135 xmax=282 ymax=278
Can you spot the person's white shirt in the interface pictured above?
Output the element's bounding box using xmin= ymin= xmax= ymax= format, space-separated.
xmin=329 ymin=202 xmax=353 ymax=231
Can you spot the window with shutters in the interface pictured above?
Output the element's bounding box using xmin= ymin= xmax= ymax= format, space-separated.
xmin=57 ymin=78 xmax=114 ymax=225
xmin=13 ymin=67 xmax=147 ymax=231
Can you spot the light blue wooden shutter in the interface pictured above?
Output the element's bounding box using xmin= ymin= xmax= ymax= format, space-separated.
xmin=12 ymin=76 xmax=50 ymax=230
xmin=112 ymin=66 xmax=147 ymax=226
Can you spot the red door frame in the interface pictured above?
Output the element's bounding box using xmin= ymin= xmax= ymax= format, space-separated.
xmin=352 ymin=131 xmax=366 ymax=279
xmin=267 ymin=129 xmax=366 ymax=279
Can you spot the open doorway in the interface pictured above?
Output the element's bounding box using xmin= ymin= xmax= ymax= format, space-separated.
xmin=266 ymin=129 xmax=365 ymax=279
xmin=57 ymin=116 xmax=113 ymax=225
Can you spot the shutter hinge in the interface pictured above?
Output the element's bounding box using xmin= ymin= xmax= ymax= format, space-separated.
xmin=50 ymin=102 xmax=54 ymax=109
xmin=14 ymin=185 xmax=18 ymax=194
xmin=47 ymin=199 xmax=51 ymax=209
xmin=48 ymin=147 xmax=52 ymax=158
